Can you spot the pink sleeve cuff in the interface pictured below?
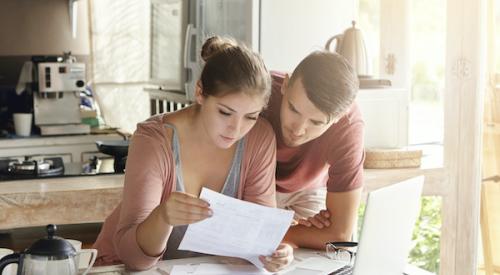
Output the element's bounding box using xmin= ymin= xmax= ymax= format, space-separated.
xmin=115 ymin=224 xmax=164 ymax=271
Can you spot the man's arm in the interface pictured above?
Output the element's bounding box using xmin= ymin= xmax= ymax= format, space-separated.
xmin=283 ymin=188 xmax=362 ymax=249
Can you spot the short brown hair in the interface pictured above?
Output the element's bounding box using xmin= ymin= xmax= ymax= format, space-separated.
xmin=289 ymin=51 xmax=359 ymax=120
xmin=200 ymin=36 xmax=271 ymax=103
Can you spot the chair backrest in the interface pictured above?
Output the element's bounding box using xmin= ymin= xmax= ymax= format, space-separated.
xmin=481 ymin=179 xmax=500 ymax=275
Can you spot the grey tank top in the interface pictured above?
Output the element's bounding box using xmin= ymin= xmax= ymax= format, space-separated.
xmin=163 ymin=123 xmax=245 ymax=259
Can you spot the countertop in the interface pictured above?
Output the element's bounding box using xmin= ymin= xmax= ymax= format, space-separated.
xmin=0 ymin=174 xmax=124 ymax=230
xmin=0 ymin=145 xmax=446 ymax=230
xmin=0 ymin=132 xmax=124 ymax=148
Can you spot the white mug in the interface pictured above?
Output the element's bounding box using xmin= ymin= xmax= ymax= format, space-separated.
xmin=13 ymin=113 xmax=32 ymax=137
xmin=0 ymin=248 xmax=17 ymax=275
xmin=66 ymin=240 xmax=97 ymax=275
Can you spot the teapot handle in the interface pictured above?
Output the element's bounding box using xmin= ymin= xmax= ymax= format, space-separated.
xmin=325 ymin=34 xmax=343 ymax=51
xmin=0 ymin=253 xmax=20 ymax=275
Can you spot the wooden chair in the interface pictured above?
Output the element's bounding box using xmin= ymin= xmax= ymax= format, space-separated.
xmin=481 ymin=176 xmax=500 ymax=275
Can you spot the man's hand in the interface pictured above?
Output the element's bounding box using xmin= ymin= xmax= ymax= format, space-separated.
xmin=297 ymin=210 xmax=331 ymax=228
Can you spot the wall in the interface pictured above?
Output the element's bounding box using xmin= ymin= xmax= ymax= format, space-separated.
xmin=0 ymin=0 xmax=89 ymax=56
xmin=0 ymin=0 xmax=90 ymax=87
xmin=88 ymin=0 xmax=151 ymax=133
xmin=260 ymin=0 xmax=356 ymax=72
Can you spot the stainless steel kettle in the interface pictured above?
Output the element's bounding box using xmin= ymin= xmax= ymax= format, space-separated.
xmin=0 ymin=225 xmax=79 ymax=275
xmin=325 ymin=21 xmax=371 ymax=78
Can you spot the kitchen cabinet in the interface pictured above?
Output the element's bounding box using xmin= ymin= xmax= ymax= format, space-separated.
xmin=0 ymin=133 xmax=123 ymax=163
xmin=356 ymin=88 xmax=408 ymax=149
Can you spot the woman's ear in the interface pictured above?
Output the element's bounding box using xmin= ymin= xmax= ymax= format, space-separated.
xmin=281 ymin=74 xmax=290 ymax=96
xmin=195 ymin=80 xmax=205 ymax=105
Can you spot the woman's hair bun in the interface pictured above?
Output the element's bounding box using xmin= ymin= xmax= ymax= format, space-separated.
xmin=200 ymin=36 xmax=238 ymax=62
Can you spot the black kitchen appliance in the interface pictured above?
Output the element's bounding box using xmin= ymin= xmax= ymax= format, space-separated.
xmin=0 ymin=157 xmax=64 ymax=180
xmin=0 ymin=155 xmax=117 ymax=181
xmin=95 ymin=140 xmax=129 ymax=173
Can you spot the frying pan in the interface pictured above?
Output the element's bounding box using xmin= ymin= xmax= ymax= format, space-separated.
xmin=95 ymin=140 xmax=129 ymax=172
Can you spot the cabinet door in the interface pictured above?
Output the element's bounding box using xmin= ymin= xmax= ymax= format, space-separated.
xmin=356 ymin=88 xmax=408 ymax=148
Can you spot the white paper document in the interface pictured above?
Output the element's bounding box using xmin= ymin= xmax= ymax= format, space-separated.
xmin=178 ymin=188 xmax=294 ymax=268
xmin=170 ymin=263 xmax=269 ymax=275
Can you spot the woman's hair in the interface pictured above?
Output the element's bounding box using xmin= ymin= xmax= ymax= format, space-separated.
xmin=289 ymin=51 xmax=359 ymax=121
xmin=199 ymin=36 xmax=271 ymax=103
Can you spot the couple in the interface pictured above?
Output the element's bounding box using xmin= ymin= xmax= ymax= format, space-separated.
xmin=92 ymin=36 xmax=364 ymax=273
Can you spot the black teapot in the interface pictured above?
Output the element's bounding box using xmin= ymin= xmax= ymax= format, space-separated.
xmin=0 ymin=225 xmax=80 ymax=275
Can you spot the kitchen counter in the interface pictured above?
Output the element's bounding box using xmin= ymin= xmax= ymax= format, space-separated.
xmin=0 ymin=174 xmax=124 ymax=230
xmin=0 ymin=167 xmax=446 ymax=231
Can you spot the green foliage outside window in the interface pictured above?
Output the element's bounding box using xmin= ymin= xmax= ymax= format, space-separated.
xmin=409 ymin=197 xmax=441 ymax=273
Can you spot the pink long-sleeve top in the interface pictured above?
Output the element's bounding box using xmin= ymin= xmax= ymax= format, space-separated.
xmin=92 ymin=113 xmax=277 ymax=270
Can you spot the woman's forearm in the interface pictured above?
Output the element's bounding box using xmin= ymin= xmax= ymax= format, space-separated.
xmin=136 ymin=203 xmax=173 ymax=257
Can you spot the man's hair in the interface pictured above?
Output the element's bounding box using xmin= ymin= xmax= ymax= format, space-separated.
xmin=289 ymin=51 xmax=359 ymax=120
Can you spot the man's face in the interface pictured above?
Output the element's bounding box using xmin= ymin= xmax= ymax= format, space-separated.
xmin=279 ymin=75 xmax=338 ymax=147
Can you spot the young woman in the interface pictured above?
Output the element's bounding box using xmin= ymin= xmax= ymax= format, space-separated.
xmin=92 ymin=36 xmax=293 ymax=272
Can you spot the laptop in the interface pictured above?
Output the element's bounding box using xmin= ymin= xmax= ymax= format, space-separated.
xmin=292 ymin=176 xmax=424 ymax=275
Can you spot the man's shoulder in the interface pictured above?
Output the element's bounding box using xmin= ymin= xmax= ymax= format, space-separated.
xmin=330 ymin=103 xmax=363 ymax=131
xmin=318 ymin=103 xmax=364 ymax=143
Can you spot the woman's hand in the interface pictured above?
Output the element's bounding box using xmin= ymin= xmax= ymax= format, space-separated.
xmin=259 ymin=243 xmax=294 ymax=272
xmin=161 ymin=192 xmax=212 ymax=226
xmin=297 ymin=209 xmax=331 ymax=229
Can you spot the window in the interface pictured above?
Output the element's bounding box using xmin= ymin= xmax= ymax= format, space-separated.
xmin=408 ymin=0 xmax=446 ymax=145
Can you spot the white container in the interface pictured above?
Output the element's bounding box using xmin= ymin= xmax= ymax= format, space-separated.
xmin=66 ymin=239 xmax=97 ymax=275
xmin=13 ymin=113 xmax=32 ymax=137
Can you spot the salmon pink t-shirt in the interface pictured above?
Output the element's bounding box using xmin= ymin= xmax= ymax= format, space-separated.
xmin=263 ymin=71 xmax=365 ymax=193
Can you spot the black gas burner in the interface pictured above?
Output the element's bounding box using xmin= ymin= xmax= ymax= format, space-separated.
xmin=0 ymin=156 xmax=64 ymax=179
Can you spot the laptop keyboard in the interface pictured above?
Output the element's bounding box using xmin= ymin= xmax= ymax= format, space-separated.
xmin=329 ymin=265 xmax=354 ymax=275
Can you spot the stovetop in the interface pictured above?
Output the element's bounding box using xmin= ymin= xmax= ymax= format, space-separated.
xmin=0 ymin=157 xmax=120 ymax=181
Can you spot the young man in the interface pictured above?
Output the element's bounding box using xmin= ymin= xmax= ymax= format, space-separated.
xmin=262 ymin=51 xmax=364 ymax=249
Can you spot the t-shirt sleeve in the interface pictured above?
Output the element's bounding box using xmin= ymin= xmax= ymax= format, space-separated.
xmin=240 ymin=119 xmax=277 ymax=207
xmin=326 ymin=116 xmax=365 ymax=192
xmin=112 ymin=123 xmax=170 ymax=270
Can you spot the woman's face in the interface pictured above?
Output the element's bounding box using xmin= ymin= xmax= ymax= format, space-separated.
xmin=196 ymin=87 xmax=266 ymax=149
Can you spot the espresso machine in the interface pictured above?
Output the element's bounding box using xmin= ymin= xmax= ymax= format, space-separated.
xmin=34 ymin=58 xmax=90 ymax=135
